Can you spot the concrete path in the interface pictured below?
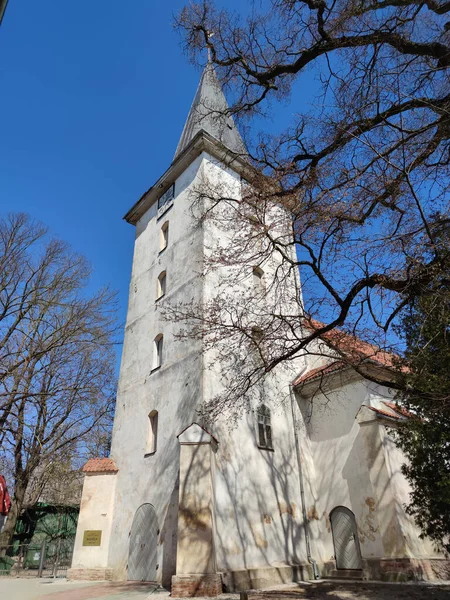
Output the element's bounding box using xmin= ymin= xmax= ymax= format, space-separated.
xmin=0 ymin=578 xmax=162 ymax=600
xmin=1 ymin=578 xmax=450 ymax=600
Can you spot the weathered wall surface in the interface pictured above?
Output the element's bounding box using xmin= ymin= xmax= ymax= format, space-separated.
xmin=296 ymin=375 xmax=442 ymax=567
xmin=212 ymin=400 xmax=307 ymax=576
xmin=199 ymin=156 xmax=310 ymax=578
xmin=70 ymin=473 xmax=116 ymax=570
xmin=73 ymin=150 xmax=313 ymax=585
xmin=104 ymin=154 xmax=206 ymax=583
xmin=71 ymin=144 xmax=446 ymax=588
xmin=382 ymin=429 xmax=441 ymax=559
xmin=177 ymin=442 xmax=215 ymax=574
xmin=297 ymin=377 xmax=394 ymax=563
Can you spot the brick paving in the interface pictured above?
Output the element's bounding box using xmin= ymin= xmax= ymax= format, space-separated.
xmin=0 ymin=578 xmax=160 ymax=600
xmin=39 ymin=581 xmax=159 ymax=600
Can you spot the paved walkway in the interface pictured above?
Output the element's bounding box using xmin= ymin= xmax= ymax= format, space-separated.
xmin=1 ymin=578 xmax=450 ymax=600
xmin=0 ymin=578 xmax=163 ymax=600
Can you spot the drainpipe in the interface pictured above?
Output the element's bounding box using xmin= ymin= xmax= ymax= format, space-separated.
xmin=289 ymin=381 xmax=320 ymax=580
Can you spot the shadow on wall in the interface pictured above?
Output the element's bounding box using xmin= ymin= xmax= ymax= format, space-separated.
xmin=297 ymin=384 xmax=411 ymax=563
xmin=160 ymin=475 xmax=180 ymax=588
xmin=149 ymin=376 xmax=416 ymax=585
xmin=177 ymin=440 xmax=216 ymax=575
xmin=120 ymin=350 xmax=204 ymax=583
xmin=212 ymin=409 xmax=305 ymax=582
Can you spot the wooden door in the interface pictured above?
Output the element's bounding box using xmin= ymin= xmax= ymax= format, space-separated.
xmin=128 ymin=503 xmax=159 ymax=581
xmin=330 ymin=506 xmax=363 ymax=570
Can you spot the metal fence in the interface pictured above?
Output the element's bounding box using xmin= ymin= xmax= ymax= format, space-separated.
xmin=0 ymin=538 xmax=75 ymax=578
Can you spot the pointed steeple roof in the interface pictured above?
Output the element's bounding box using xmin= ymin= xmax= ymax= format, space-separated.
xmin=174 ymin=62 xmax=247 ymax=160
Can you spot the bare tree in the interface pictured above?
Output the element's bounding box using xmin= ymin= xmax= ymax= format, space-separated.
xmin=169 ymin=0 xmax=450 ymax=415
xmin=0 ymin=214 xmax=118 ymax=551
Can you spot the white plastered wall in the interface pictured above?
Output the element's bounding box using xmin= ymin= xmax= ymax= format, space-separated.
xmin=381 ymin=428 xmax=441 ymax=558
xmin=199 ymin=155 xmax=310 ymax=575
xmin=296 ymin=374 xmax=442 ymax=566
xmin=103 ymin=154 xmax=206 ymax=583
xmin=71 ymin=473 xmax=117 ymax=569
xmin=74 ymin=150 xmax=315 ymax=583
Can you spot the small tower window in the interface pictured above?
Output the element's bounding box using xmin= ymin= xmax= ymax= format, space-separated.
xmin=251 ymin=327 xmax=264 ymax=362
xmin=153 ymin=334 xmax=163 ymax=371
xmin=252 ymin=326 xmax=264 ymax=343
xmin=253 ymin=266 xmax=265 ymax=292
xmin=146 ymin=410 xmax=158 ymax=455
xmin=257 ymin=404 xmax=273 ymax=450
xmin=157 ymin=184 xmax=175 ymax=217
xmin=160 ymin=222 xmax=169 ymax=252
xmin=157 ymin=271 xmax=166 ymax=300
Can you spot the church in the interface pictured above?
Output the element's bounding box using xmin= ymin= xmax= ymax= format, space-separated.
xmin=68 ymin=62 xmax=449 ymax=595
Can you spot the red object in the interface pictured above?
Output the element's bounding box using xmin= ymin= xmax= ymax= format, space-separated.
xmin=82 ymin=457 xmax=118 ymax=474
xmin=0 ymin=475 xmax=11 ymax=515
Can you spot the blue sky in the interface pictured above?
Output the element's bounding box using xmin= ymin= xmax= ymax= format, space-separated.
xmin=0 ymin=1 xmax=314 ymax=363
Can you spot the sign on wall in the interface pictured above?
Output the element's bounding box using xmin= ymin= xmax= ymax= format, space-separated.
xmin=82 ymin=530 xmax=102 ymax=546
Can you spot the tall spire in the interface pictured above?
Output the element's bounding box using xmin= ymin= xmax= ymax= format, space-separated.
xmin=174 ymin=62 xmax=247 ymax=160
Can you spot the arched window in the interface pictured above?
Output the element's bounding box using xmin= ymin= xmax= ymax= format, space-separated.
xmin=253 ymin=266 xmax=265 ymax=292
xmin=257 ymin=404 xmax=273 ymax=450
xmin=153 ymin=334 xmax=163 ymax=370
xmin=160 ymin=221 xmax=169 ymax=252
xmin=146 ymin=410 xmax=158 ymax=455
xmin=157 ymin=271 xmax=166 ymax=300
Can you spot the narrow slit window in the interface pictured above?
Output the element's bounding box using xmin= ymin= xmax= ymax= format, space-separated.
xmin=253 ymin=266 xmax=265 ymax=292
xmin=160 ymin=222 xmax=169 ymax=252
xmin=251 ymin=327 xmax=264 ymax=362
xmin=153 ymin=334 xmax=163 ymax=370
xmin=257 ymin=404 xmax=273 ymax=450
xmin=146 ymin=410 xmax=158 ymax=454
xmin=252 ymin=326 xmax=263 ymax=343
xmin=157 ymin=271 xmax=166 ymax=300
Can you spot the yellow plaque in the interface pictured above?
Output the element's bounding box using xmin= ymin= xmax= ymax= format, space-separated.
xmin=82 ymin=530 xmax=102 ymax=546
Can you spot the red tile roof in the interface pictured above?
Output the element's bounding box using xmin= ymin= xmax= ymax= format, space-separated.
xmin=82 ymin=458 xmax=118 ymax=474
xmin=365 ymin=405 xmax=403 ymax=420
xmin=382 ymin=401 xmax=412 ymax=418
xmin=304 ymin=318 xmax=397 ymax=368
xmin=293 ymin=318 xmax=404 ymax=388
xmin=293 ymin=361 xmax=347 ymax=386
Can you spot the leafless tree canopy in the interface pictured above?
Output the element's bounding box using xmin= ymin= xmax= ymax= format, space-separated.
xmin=0 ymin=214 xmax=118 ymax=550
xmin=171 ymin=0 xmax=450 ymax=415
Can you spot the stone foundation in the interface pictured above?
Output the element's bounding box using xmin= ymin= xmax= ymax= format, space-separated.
xmin=323 ymin=558 xmax=450 ymax=582
xmin=221 ymin=564 xmax=312 ymax=592
xmin=67 ymin=567 xmax=114 ymax=581
xmin=171 ymin=574 xmax=222 ymax=597
xmin=377 ymin=558 xmax=450 ymax=582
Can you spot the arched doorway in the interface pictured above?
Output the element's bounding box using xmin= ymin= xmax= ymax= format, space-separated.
xmin=330 ymin=506 xmax=363 ymax=570
xmin=128 ymin=503 xmax=159 ymax=581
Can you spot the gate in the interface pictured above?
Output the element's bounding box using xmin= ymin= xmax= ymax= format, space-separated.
xmin=330 ymin=506 xmax=363 ymax=570
xmin=0 ymin=538 xmax=75 ymax=578
xmin=128 ymin=503 xmax=159 ymax=582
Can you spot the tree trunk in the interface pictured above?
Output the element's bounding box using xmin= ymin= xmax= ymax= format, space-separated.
xmin=0 ymin=483 xmax=26 ymax=556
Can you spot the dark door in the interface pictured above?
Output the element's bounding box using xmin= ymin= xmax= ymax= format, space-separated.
xmin=128 ymin=503 xmax=158 ymax=581
xmin=330 ymin=506 xmax=363 ymax=570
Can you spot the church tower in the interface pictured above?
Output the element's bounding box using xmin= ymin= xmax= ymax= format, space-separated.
xmin=69 ymin=63 xmax=309 ymax=594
